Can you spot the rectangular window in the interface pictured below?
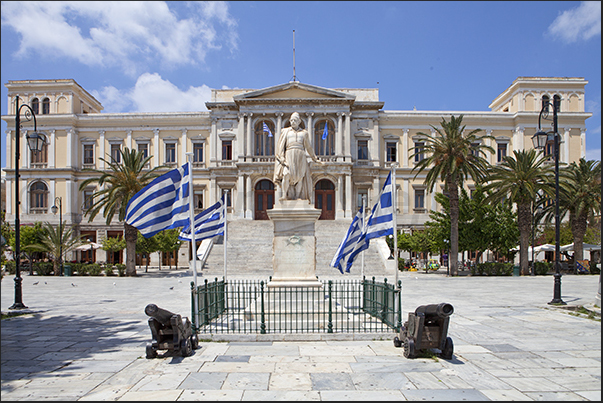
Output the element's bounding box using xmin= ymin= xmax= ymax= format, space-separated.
xmin=83 ymin=144 xmax=94 ymax=165
xmin=194 ymin=191 xmax=203 ymax=210
xmin=386 ymin=142 xmax=397 ymax=162
xmin=357 ymin=140 xmax=368 ymax=160
xmin=414 ymin=189 xmax=425 ymax=209
xmin=222 ymin=140 xmax=232 ymax=160
xmin=30 ymin=143 xmax=48 ymax=165
xmin=193 ymin=143 xmax=204 ymax=163
xmin=111 ymin=144 xmax=121 ymax=163
xmin=497 ymin=143 xmax=507 ymax=163
xmin=83 ymin=189 xmax=94 ymax=210
xmin=414 ymin=142 xmax=424 ymax=163
xmin=165 ymin=143 xmax=176 ymax=164
xmin=471 ymin=143 xmax=479 ymax=158
xmin=138 ymin=143 xmax=148 ymax=159
xmin=357 ymin=190 xmax=368 ymax=211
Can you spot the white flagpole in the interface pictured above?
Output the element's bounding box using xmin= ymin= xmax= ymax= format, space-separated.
xmin=392 ymin=163 xmax=398 ymax=288
xmin=185 ymin=154 xmax=198 ymax=327
xmin=223 ymin=189 xmax=228 ymax=281
xmin=361 ymin=195 xmax=366 ymax=278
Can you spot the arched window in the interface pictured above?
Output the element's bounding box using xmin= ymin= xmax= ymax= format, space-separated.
xmin=314 ymin=120 xmax=335 ymax=156
xmin=542 ymin=95 xmax=550 ymax=112
xmin=31 ymin=98 xmax=39 ymax=115
xmin=553 ymin=94 xmax=561 ymax=112
xmin=254 ymin=120 xmax=275 ymax=156
xmin=42 ymin=97 xmax=50 ymax=114
xmin=29 ymin=181 xmax=48 ymax=212
xmin=30 ymin=141 xmax=48 ymax=166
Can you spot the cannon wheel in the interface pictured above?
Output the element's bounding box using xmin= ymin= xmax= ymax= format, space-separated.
xmin=146 ymin=344 xmax=157 ymax=359
xmin=441 ymin=337 xmax=454 ymax=360
xmin=180 ymin=337 xmax=192 ymax=357
xmin=403 ymin=338 xmax=416 ymax=359
xmin=191 ymin=334 xmax=199 ymax=350
xmin=393 ymin=336 xmax=402 ymax=348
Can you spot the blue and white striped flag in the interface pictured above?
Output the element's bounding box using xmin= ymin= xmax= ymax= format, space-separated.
xmin=263 ymin=122 xmax=273 ymax=137
xmin=322 ymin=123 xmax=328 ymax=140
xmin=178 ymin=195 xmax=225 ymax=241
xmin=331 ymin=172 xmax=394 ymax=273
xmin=125 ymin=162 xmax=191 ymax=238
xmin=330 ymin=210 xmax=365 ymax=274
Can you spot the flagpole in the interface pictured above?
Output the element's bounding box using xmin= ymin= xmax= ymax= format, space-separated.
xmin=185 ymin=154 xmax=198 ymax=327
xmin=392 ymin=163 xmax=398 ymax=288
xmin=223 ymin=189 xmax=228 ymax=281
xmin=361 ymin=195 xmax=366 ymax=278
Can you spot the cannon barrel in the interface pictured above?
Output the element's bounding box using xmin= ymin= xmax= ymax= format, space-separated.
xmin=145 ymin=304 xmax=176 ymax=326
xmin=414 ymin=303 xmax=454 ymax=318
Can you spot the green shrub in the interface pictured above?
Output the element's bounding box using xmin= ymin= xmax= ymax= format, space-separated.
xmin=589 ymin=261 xmax=600 ymax=275
xmin=104 ymin=265 xmax=115 ymax=276
xmin=86 ymin=263 xmax=103 ymax=276
xmin=5 ymin=261 xmax=16 ymax=275
xmin=534 ymin=261 xmax=552 ymax=275
xmin=34 ymin=261 xmax=54 ymax=276
xmin=115 ymin=264 xmax=126 ymax=277
xmin=69 ymin=263 xmax=83 ymax=275
xmin=474 ymin=262 xmax=513 ymax=276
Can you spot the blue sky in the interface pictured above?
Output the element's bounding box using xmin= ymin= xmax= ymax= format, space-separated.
xmin=1 ymin=1 xmax=601 ymax=169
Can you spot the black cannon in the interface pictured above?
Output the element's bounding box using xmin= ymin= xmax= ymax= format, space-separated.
xmin=394 ymin=303 xmax=454 ymax=359
xmin=145 ymin=304 xmax=199 ymax=358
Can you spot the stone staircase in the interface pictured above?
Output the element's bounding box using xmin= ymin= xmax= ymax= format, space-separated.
xmin=200 ymin=218 xmax=389 ymax=279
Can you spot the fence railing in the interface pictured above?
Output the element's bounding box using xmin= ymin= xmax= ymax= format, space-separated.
xmin=191 ymin=277 xmax=401 ymax=334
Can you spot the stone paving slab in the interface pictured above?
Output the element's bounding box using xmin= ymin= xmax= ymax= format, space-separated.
xmin=1 ymin=271 xmax=601 ymax=401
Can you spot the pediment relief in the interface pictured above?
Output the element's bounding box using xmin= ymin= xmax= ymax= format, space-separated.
xmin=234 ymin=82 xmax=354 ymax=102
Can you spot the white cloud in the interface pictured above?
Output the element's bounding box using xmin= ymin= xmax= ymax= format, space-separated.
xmin=0 ymin=1 xmax=238 ymax=76
xmin=547 ymin=1 xmax=601 ymax=43
xmin=91 ymin=73 xmax=212 ymax=113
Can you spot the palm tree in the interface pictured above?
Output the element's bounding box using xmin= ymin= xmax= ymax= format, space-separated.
xmin=79 ymin=148 xmax=165 ymax=276
xmin=558 ymin=158 xmax=601 ymax=262
xmin=411 ymin=115 xmax=494 ymax=275
xmin=483 ymin=149 xmax=554 ymax=275
xmin=27 ymin=222 xmax=84 ymax=276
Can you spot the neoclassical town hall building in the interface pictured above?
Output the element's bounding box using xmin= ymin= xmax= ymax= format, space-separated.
xmin=2 ymin=77 xmax=592 ymax=265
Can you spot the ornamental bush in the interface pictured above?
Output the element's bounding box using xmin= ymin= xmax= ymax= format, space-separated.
xmin=473 ymin=262 xmax=514 ymax=276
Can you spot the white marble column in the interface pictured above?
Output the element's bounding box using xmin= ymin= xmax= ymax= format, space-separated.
xmin=563 ymin=128 xmax=570 ymax=163
xmin=512 ymin=126 xmax=524 ymax=152
xmin=370 ymin=119 xmax=379 ymax=164
xmin=99 ymin=130 xmax=106 ymax=169
xmin=237 ymin=114 xmax=245 ymax=159
xmin=210 ymin=119 xmax=217 ymax=165
xmin=236 ymin=174 xmax=245 ymax=219
xmin=66 ymin=179 xmax=73 ymax=216
xmin=403 ymin=179 xmax=409 ymax=214
xmin=276 ymin=113 xmax=283 ymax=146
xmin=6 ymin=130 xmax=12 ymax=170
xmin=402 ymin=129 xmax=409 ymax=168
xmin=126 ymin=130 xmax=133 ymax=151
xmin=580 ymin=128 xmax=586 ymax=158
xmin=345 ymin=174 xmax=352 ymax=218
xmin=336 ymin=113 xmax=343 ymax=156
xmin=66 ymin=129 xmax=74 ymax=168
xmin=246 ymin=113 xmax=253 ymax=157
xmin=181 ymin=128 xmax=188 ymax=164
xmin=336 ymin=175 xmax=344 ymax=219
xmin=48 ymin=130 xmax=55 ymax=168
xmin=343 ymin=113 xmax=351 ymax=159
xmin=153 ymin=129 xmax=160 ymax=168
xmin=246 ymin=175 xmax=253 ymax=219
xmin=306 ymin=112 xmax=314 ymax=147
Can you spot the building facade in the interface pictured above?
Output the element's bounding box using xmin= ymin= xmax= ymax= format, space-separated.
xmin=2 ymin=77 xmax=591 ymax=266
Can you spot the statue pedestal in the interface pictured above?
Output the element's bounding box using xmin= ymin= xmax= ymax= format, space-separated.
xmin=267 ymin=199 xmax=322 ymax=288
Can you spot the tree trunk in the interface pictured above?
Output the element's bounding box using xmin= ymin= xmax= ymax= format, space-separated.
xmin=517 ymin=202 xmax=532 ymax=275
xmin=571 ymin=211 xmax=588 ymax=262
xmin=447 ymin=179 xmax=459 ymax=276
xmin=124 ymin=223 xmax=138 ymax=277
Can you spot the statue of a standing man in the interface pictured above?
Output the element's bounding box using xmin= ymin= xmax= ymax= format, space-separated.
xmin=274 ymin=112 xmax=322 ymax=202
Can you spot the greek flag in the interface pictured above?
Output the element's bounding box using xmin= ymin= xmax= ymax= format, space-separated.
xmin=330 ymin=172 xmax=394 ymax=273
xmin=322 ymin=123 xmax=328 ymax=140
xmin=263 ymin=122 xmax=273 ymax=137
xmin=125 ymin=163 xmax=191 ymax=238
xmin=330 ymin=210 xmax=365 ymax=274
xmin=178 ymin=195 xmax=225 ymax=241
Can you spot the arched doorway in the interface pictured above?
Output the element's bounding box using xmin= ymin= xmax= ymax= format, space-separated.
xmin=255 ymin=179 xmax=275 ymax=220
xmin=315 ymin=179 xmax=335 ymax=220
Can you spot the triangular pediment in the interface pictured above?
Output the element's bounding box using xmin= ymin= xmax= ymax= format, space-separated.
xmin=233 ymin=81 xmax=355 ymax=101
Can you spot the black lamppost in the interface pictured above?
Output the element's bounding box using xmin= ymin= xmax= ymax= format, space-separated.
xmin=532 ymin=99 xmax=565 ymax=305
xmin=444 ymin=239 xmax=450 ymax=276
xmin=51 ymin=197 xmax=63 ymax=276
xmin=9 ymin=96 xmax=46 ymax=310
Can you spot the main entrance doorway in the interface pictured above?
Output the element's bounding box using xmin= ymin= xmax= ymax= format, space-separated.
xmin=255 ymin=179 xmax=275 ymax=220
xmin=315 ymin=179 xmax=335 ymax=220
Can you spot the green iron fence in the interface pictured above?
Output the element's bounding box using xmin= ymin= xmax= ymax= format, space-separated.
xmin=190 ymin=277 xmax=401 ymax=334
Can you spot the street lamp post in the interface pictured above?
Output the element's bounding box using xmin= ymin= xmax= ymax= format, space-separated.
xmin=51 ymin=197 xmax=63 ymax=276
xmin=444 ymin=239 xmax=450 ymax=276
xmin=532 ymin=100 xmax=566 ymax=305
xmin=9 ymin=95 xmax=46 ymax=310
